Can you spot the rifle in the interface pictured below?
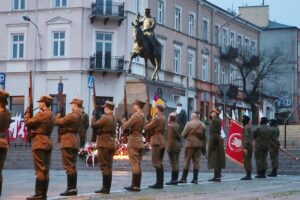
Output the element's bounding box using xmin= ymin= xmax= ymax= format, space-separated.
xmin=270 ymin=140 xmax=299 ymax=161
xmin=120 ymin=85 xmax=129 ymax=143
xmin=145 ymin=84 xmax=152 ymax=143
xmin=57 ymin=77 xmax=65 ymax=143
xmin=26 ymin=71 xmax=33 ymax=143
xmin=91 ymin=78 xmax=99 ymax=143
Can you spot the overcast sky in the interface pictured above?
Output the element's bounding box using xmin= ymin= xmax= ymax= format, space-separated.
xmin=207 ymin=0 xmax=300 ymax=28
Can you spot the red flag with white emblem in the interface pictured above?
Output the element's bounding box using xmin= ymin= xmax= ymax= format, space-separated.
xmin=225 ymin=120 xmax=244 ymax=166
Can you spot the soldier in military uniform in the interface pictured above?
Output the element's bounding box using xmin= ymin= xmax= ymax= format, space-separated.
xmin=208 ymin=108 xmax=225 ymax=182
xmin=25 ymin=96 xmax=55 ymax=200
xmin=253 ymin=117 xmax=274 ymax=178
xmin=268 ymin=119 xmax=280 ymax=177
xmin=0 ymin=91 xmax=11 ymax=196
xmin=136 ymin=8 xmax=161 ymax=49
xmin=122 ymin=100 xmax=146 ymax=192
xmin=144 ymin=104 xmax=166 ymax=189
xmin=178 ymin=112 xmax=206 ymax=184
xmin=91 ymin=101 xmax=116 ymax=194
xmin=165 ymin=113 xmax=181 ymax=185
xmin=79 ymin=107 xmax=89 ymax=148
xmin=240 ymin=115 xmax=253 ymax=180
xmin=55 ymin=98 xmax=82 ymax=196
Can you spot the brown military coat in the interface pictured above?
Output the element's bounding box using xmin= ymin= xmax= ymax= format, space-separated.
xmin=242 ymin=125 xmax=253 ymax=150
xmin=55 ymin=110 xmax=81 ymax=149
xmin=25 ymin=108 xmax=55 ymax=150
xmin=144 ymin=113 xmax=166 ymax=147
xmin=208 ymin=117 xmax=225 ymax=170
xmin=0 ymin=108 xmax=11 ymax=149
xmin=182 ymin=120 xmax=206 ymax=148
xmin=122 ymin=111 xmax=144 ymax=149
xmin=166 ymin=122 xmax=181 ymax=152
xmin=253 ymin=125 xmax=274 ymax=151
xmin=91 ymin=112 xmax=116 ymax=150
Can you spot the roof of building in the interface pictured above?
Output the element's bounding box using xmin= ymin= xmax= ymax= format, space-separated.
xmin=266 ymin=20 xmax=298 ymax=30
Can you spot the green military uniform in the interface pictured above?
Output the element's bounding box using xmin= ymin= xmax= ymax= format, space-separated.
xmin=55 ymin=98 xmax=82 ymax=196
xmin=25 ymin=96 xmax=55 ymax=200
xmin=123 ymin=100 xmax=146 ymax=192
xmin=0 ymin=90 xmax=11 ymax=196
xmin=165 ymin=119 xmax=181 ymax=185
xmin=208 ymin=116 xmax=225 ymax=181
xmin=179 ymin=118 xmax=206 ymax=184
xmin=268 ymin=125 xmax=280 ymax=177
xmin=144 ymin=104 xmax=166 ymax=189
xmin=79 ymin=110 xmax=89 ymax=148
xmin=91 ymin=101 xmax=116 ymax=194
xmin=253 ymin=119 xmax=274 ymax=178
xmin=241 ymin=124 xmax=253 ymax=180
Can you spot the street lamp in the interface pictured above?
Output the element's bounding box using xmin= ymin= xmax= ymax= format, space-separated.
xmin=22 ymin=15 xmax=42 ymax=102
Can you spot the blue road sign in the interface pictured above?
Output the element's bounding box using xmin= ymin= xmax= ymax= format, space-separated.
xmin=88 ymin=76 xmax=94 ymax=88
xmin=0 ymin=73 xmax=6 ymax=90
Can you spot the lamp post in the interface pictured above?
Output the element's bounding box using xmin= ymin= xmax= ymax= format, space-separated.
xmin=22 ymin=15 xmax=42 ymax=102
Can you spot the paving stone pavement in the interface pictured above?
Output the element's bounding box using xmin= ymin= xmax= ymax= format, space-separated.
xmin=2 ymin=169 xmax=300 ymax=200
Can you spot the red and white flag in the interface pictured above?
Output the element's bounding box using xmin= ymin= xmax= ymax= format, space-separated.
xmin=225 ymin=119 xmax=244 ymax=166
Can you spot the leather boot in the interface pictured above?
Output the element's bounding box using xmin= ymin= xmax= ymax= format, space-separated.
xmin=148 ymin=167 xmax=164 ymax=189
xmin=95 ymin=175 xmax=110 ymax=194
xmin=26 ymin=179 xmax=46 ymax=200
xmin=124 ymin=173 xmax=141 ymax=192
xmin=241 ymin=171 xmax=252 ymax=180
xmin=267 ymin=168 xmax=277 ymax=177
xmin=191 ymin=169 xmax=199 ymax=184
xmin=60 ymin=173 xmax=78 ymax=196
xmin=255 ymin=170 xmax=266 ymax=178
xmin=178 ymin=169 xmax=189 ymax=183
xmin=208 ymin=169 xmax=221 ymax=182
xmin=166 ymin=171 xmax=179 ymax=185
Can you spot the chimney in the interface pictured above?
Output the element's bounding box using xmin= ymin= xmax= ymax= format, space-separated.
xmin=239 ymin=5 xmax=269 ymax=27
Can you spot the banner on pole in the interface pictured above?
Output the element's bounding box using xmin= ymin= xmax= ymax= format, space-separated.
xmin=225 ymin=120 xmax=244 ymax=166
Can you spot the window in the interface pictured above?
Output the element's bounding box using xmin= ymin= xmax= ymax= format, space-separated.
xmin=12 ymin=0 xmax=25 ymax=10
xmin=244 ymin=38 xmax=250 ymax=53
xmin=222 ymin=29 xmax=227 ymax=51
xmin=202 ymin=58 xmax=208 ymax=81
xmin=202 ymin=19 xmax=208 ymax=41
xmin=221 ymin=66 xmax=225 ymax=84
xmin=230 ymin=32 xmax=235 ymax=47
xmin=135 ymin=0 xmax=141 ymax=13
xmin=52 ymin=31 xmax=65 ymax=57
xmin=157 ymin=0 xmax=165 ymax=24
xmin=53 ymin=0 xmax=67 ymax=8
xmin=188 ymin=13 xmax=195 ymax=36
xmin=96 ymin=32 xmax=112 ymax=69
xmin=11 ymin=33 xmax=24 ymax=59
xmin=188 ymin=50 xmax=195 ymax=77
xmin=174 ymin=7 xmax=181 ymax=31
xmin=237 ymin=35 xmax=242 ymax=50
xmin=251 ymin=40 xmax=256 ymax=55
xmin=230 ymin=65 xmax=235 ymax=83
xmin=158 ymin=38 xmax=165 ymax=70
xmin=10 ymin=96 xmax=24 ymax=117
xmin=214 ymin=59 xmax=219 ymax=84
xmin=173 ymin=48 xmax=181 ymax=73
xmin=214 ymin=25 xmax=219 ymax=45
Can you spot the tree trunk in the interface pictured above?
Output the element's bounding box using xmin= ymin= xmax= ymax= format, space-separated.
xmin=250 ymin=103 xmax=259 ymax=125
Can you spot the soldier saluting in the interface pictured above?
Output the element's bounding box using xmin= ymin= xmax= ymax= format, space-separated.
xmin=91 ymin=101 xmax=116 ymax=194
xmin=178 ymin=112 xmax=206 ymax=184
xmin=0 ymin=91 xmax=11 ymax=196
xmin=144 ymin=104 xmax=166 ymax=189
xmin=25 ymin=96 xmax=55 ymax=200
xmin=122 ymin=99 xmax=146 ymax=192
xmin=55 ymin=98 xmax=82 ymax=196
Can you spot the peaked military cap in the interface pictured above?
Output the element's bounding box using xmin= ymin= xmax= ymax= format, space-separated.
xmin=103 ymin=100 xmax=115 ymax=110
xmin=133 ymin=99 xmax=146 ymax=109
xmin=37 ymin=95 xmax=53 ymax=104
xmin=70 ymin=98 xmax=83 ymax=107
xmin=156 ymin=103 xmax=166 ymax=112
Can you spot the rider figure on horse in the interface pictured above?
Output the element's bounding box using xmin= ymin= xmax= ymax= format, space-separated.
xmin=136 ymin=8 xmax=161 ymax=50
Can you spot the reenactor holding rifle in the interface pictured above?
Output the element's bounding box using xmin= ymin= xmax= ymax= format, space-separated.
xmin=25 ymin=96 xmax=55 ymax=200
xmin=144 ymin=104 xmax=166 ymax=189
xmin=165 ymin=113 xmax=181 ymax=185
xmin=241 ymin=115 xmax=253 ymax=180
xmin=0 ymin=91 xmax=11 ymax=196
xmin=54 ymin=98 xmax=82 ymax=196
xmin=122 ymin=99 xmax=146 ymax=192
xmin=268 ymin=119 xmax=280 ymax=177
xmin=178 ymin=112 xmax=206 ymax=184
xmin=91 ymin=101 xmax=116 ymax=194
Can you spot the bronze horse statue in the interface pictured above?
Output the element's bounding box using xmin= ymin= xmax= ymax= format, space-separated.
xmin=128 ymin=22 xmax=162 ymax=81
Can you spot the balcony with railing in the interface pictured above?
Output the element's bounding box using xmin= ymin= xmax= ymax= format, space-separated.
xmin=90 ymin=0 xmax=125 ymax=25
xmin=89 ymin=54 xmax=125 ymax=76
